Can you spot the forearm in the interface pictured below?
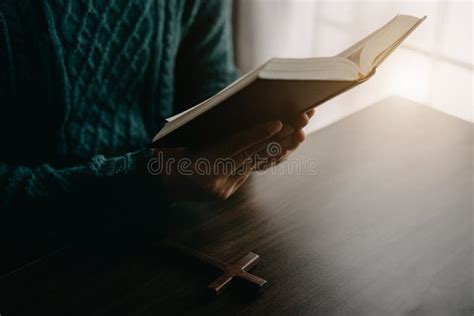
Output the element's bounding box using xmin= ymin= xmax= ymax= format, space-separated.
xmin=0 ymin=148 xmax=154 ymax=206
xmin=0 ymin=148 xmax=172 ymax=247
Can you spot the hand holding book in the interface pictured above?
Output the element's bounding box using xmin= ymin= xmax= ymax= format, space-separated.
xmin=149 ymin=14 xmax=425 ymax=201
xmin=154 ymin=110 xmax=314 ymax=201
xmin=152 ymin=14 xmax=425 ymax=148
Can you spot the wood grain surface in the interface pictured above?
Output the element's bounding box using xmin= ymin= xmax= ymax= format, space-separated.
xmin=0 ymin=97 xmax=472 ymax=315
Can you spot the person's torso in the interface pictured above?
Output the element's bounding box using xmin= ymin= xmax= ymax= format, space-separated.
xmin=0 ymin=0 xmax=194 ymax=164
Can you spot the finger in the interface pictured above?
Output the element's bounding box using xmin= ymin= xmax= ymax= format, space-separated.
xmin=235 ymin=128 xmax=300 ymax=173
xmin=294 ymin=128 xmax=305 ymax=143
xmin=286 ymin=129 xmax=305 ymax=151
xmin=274 ymin=123 xmax=294 ymax=141
xmin=249 ymin=139 xmax=290 ymax=170
xmin=209 ymin=120 xmax=282 ymax=160
xmin=231 ymin=124 xmax=294 ymax=170
xmin=255 ymin=147 xmax=289 ymax=171
xmin=289 ymin=108 xmax=315 ymax=130
xmin=228 ymin=171 xmax=252 ymax=196
xmin=253 ymin=127 xmax=303 ymax=171
xmin=278 ymin=135 xmax=294 ymax=149
xmin=255 ymin=156 xmax=286 ymax=171
xmin=290 ymin=112 xmax=310 ymax=130
xmin=252 ymin=135 xmax=292 ymax=162
xmin=232 ymin=160 xmax=255 ymax=178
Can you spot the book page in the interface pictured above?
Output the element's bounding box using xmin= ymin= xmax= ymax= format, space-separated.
xmin=359 ymin=15 xmax=423 ymax=74
xmin=259 ymin=57 xmax=360 ymax=81
xmin=337 ymin=16 xmax=399 ymax=62
xmin=152 ymin=14 xmax=425 ymax=145
xmin=371 ymin=16 xmax=426 ymax=69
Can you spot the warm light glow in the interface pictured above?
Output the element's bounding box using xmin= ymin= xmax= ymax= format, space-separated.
xmin=235 ymin=0 xmax=473 ymax=132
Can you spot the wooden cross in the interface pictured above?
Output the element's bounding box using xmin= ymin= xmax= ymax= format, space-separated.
xmin=162 ymin=240 xmax=267 ymax=294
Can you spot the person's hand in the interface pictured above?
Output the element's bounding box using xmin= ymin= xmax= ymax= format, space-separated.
xmin=154 ymin=109 xmax=315 ymax=201
xmin=256 ymin=108 xmax=315 ymax=170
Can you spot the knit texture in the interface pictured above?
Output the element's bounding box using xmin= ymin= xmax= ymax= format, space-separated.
xmin=47 ymin=0 xmax=155 ymax=159
xmin=0 ymin=0 xmax=238 ymax=207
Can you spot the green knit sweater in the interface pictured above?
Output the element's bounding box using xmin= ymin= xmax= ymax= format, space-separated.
xmin=0 ymin=0 xmax=238 ymax=259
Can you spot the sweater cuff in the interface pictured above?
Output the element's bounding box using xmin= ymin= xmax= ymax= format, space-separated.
xmin=90 ymin=148 xmax=154 ymax=177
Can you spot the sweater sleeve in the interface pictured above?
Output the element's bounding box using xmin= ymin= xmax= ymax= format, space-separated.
xmin=0 ymin=148 xmax=154 ymax=207
xmin=0 ymin=148 xmax=167 ymax=234
xmin=174 ymin=0 xmax=239 ymax=113
xmin=0 ymin=148 xmax=169 ymax=272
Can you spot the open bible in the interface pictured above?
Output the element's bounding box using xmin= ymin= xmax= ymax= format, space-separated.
xmin=153 ymin=14 xmax=426 ymax=147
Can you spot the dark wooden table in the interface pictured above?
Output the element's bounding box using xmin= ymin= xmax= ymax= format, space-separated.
xmin=1 ymin=97 xmax=472 ymax=315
